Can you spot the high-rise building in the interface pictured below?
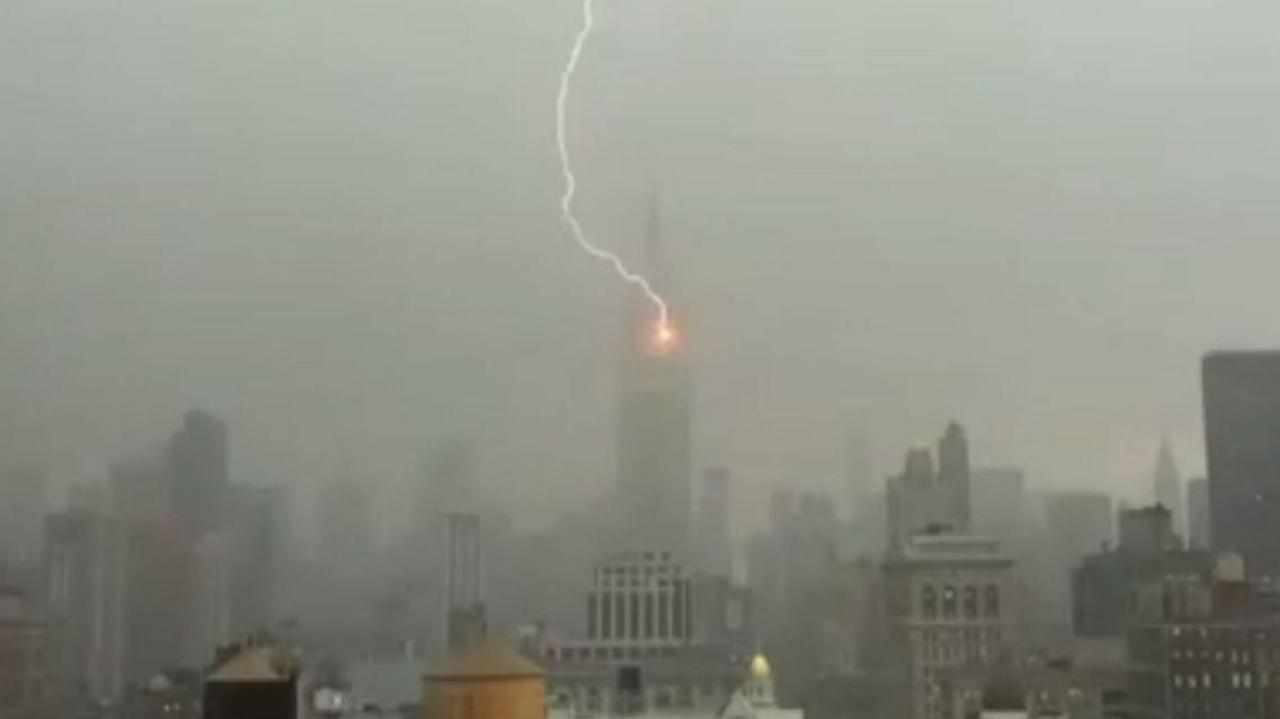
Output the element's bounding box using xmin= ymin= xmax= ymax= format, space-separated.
xmin=446 ymin=513 xmax=485 ymax=649
xmin=614 ymin=199 xmax=692 ymax=555
xmin=886 ymin=423 xmax=972 ymax=550
xmin=1203 ymin=351 xmax=1280 ymax=572
xmin=970 ymin=467 xmax=1027 ymax=549
xmin=44 ymin=511 xmax=127 ymax=706
xmin=937 ymin=422 xmax=972 ymax=532
xmin=0 ymin=586 xmax=50 ymax=716
xmin=694 ymin=468 xmax=732 ymax=577
xmin=168 ymin=410 xmax=229 ymax=535
xmin=124 ymin=517 xmax=197 ymax=682
xmin=108 ymin=456 xmax=169 ymax=523
xmin=1187 ymin=477 xmax=1210 ymax=551
xmin=1153 ymin=437 xmax=1183 ymax=540
xmin=187 ymin=533 xmax=232 ymax=669
xmin=0 ymin=464 xmax=46 ymax=567
xmin=225 ymin=484 xmax=280 ymax=636
xmin=1073 ymin=506 xmax=1212 ymax=638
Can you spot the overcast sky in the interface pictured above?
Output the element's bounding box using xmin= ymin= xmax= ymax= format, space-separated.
xmin=3 ymin=0 xmax=1279 ymax=531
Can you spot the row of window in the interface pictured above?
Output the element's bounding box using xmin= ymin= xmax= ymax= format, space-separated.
xmin=586 ymin=584 xmax=692 ymax=642
xmin=920 ymin=584 xmax=1000 ymax=620
xmin=1171 ymin=647 xmax=1253 ymax=664
xmin=1172 ymin=671 xmax=1255 ymax=692
xmin=545 ymin=645 xmax=679 ymax=663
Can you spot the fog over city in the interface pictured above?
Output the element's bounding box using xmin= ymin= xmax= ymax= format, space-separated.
xmin=10 ymin=0 xmax=1280 ymax=717
xmin=6 ymin=0 xmax=1280 ymax=531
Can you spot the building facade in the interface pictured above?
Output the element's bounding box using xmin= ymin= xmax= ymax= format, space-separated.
xmin=615 ymin=200 xmax=692 ymax=557
xmin=883 ymin=533 xmax=1017 ymax=719
xmin=44 ymin=511 xmax=127 ymax=707
xmin=1073 ymin=506 xmax=1213 ymax=639
xmin=886 ymin=424 xmax=972 ymax=551
xmin=1187 ymin=478 xmax=1210 ymax=552
xmin=695 ymin=468 xmax=732 ymax=578
xmin=1203 ymin=351 xmax=1280 ymax=573
xmin=0 ymin=586 xmax=50 ymax=718
xmin=1154 ymin=438 xmax=1184 ymax=541
xmin=538 ymin=549 xmax=752 ymax=717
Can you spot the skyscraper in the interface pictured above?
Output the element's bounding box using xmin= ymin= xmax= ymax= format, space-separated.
xmin=1187 ymin=477 xmax=1210 ymax=551
xmin=44 ymin=512 xmax=127 ymax=706
xmin=886 ymin=423 xmax=972 ymax=550
xmin=1203 ymin=351 xmax=1280 ymax=572
xmin=168 ymin=410 xmax=229 ymax=535
xmin=937 ymin=421 xmax=971 ymax=533
xmin=445 ymin=513 xmax=485 ymax=648
xmin=694 ymin=468 xmax=732 ymax=576
xmin=614 ymin=197 xmax=692 ymax=555
xmin=0 ymin=463 xmax=46 ymax=566
xmin=1153 ymin=437 xmax=1183 ymax=539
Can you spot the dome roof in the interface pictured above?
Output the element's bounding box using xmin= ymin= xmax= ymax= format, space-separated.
xmin=425 ymin=639 xmax=544 ymax=681
xmin=749 ymin=653 xmax=772 ymax=680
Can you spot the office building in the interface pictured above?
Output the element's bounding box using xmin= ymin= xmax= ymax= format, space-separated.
xmin=168 ymin=409 xmax=229 ymax=535
xmin=446 ymin=513 xmax=486 ymax=649
xmin=695 ymin=468 xmax=732 ymax=577
xmin=1127 ymin=558 xmax=1280 ymax=719
xmin=615 ymin=198 xmax=692 ymax=555
xmin=882 ymin=532 xmax=1017 ymax=719
xmin=0 ymin=586 xmax=50 ymax=717
xmin=1073 ymin=506 xmax=1213 ymax=638
xmin=886 ymin=423 xmax=972 ymax=550
xmin=536 ymin=549 xmax=749 ymax=717
xmin=1187 ymin=477 xmax=1210 ymax=551
xmin=970 ymin=467 xmax=1028 ymax=549
xmin=1203 ymin=351 xmax=1280 ymax=573
xmin=44 ymin=511 xmax=127 ymax=706
xmin=1153 ymin=437 xmax=1184 ymax=540
xmin=0 ymin=464 xmax=46 ymax=567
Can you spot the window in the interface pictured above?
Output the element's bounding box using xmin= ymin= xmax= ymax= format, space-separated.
xmin=922 ymin=585 xmax=937 ymax=619
xmin=942 ymin=585 xmax=957 ymax=619
xmin=985 ymin=585 xmax=1000 ymax=618
xmin=963 ymin=586 xmax=978 ymax=619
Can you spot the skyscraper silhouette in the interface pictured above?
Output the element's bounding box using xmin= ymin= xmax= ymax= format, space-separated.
xmin=614 ymin=194 xmax=692 ymax=556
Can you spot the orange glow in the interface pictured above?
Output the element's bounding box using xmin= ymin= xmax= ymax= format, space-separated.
xmin=648 ymin=319 xmax=679 ymax=355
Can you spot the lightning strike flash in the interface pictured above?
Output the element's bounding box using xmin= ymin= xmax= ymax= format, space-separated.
xmin=555 ymin=0 xmax=674 ymax=347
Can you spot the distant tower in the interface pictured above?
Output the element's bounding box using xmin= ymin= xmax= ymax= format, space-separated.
xmin=1153 ymin=437 xmax=1183 ymax=539
xmin=615 ymin=193 xmax=692 ymax=556
xmin=1203 ymin=352 xmax=1280 ymax=572
xmin=937 ymin=421 xmax=971 ymax=532
xmin=695 ymin=468 xmax=732 ymax=576
xmin=446 ymin=513 xmax=485 ymax=648
xmin=169 ymin=410 xmax=229 ymax=534
xmin=1187 ymin=477 xmax=1210 ymax=551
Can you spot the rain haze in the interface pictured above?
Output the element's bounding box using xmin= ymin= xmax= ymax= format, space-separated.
xmin=5 ymin=0 xmax=1280 ymax=528
xmin=12 ymin=1 xmax=1280 ymax=717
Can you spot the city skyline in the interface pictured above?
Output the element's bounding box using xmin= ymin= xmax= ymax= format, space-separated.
xmin=7 ymin=0 xmax=1279 ymax=534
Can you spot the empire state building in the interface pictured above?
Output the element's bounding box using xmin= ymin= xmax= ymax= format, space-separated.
xmin=614 ymin=197 xmax=693 ymax=557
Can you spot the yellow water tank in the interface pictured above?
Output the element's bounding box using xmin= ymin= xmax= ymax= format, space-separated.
xmin=422 ymin=639 xmax=545 ymax=719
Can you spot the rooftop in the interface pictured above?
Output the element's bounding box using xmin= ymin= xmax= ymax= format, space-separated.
xmin=426 ymin=639 xmax=545 ymax=681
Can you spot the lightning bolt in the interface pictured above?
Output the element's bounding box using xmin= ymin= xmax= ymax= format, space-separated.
xmin=556 ymin=0 xmax=672 ymax=336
